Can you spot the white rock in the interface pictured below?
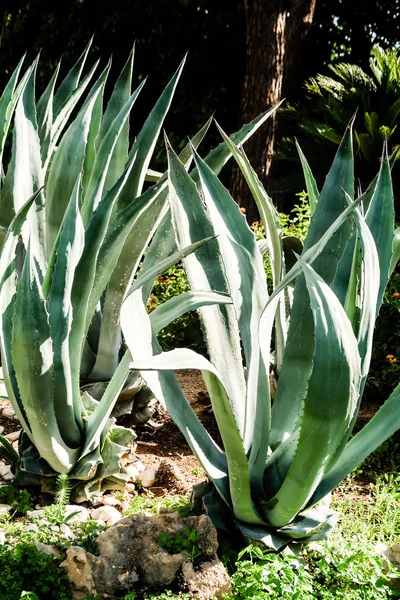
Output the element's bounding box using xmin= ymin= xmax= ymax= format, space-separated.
xmin=138 ymin=468 xmax=157 ymax=488
xmin=22 ymin=523 xmax=38 ymax=533
xmin=0 ymin=529 xmax=5 ymax=545
xmin=0 ymin=426 xmax=4 ymax=435
xmin=11 ymin=441 xmax=18 ymax=451
xmin=133 ymin=460 xmax=146 ymax=473
xmin=121 ymin=501 xmax=131 ymax=513
xmin=27 ymin=509 xmax=45 ymax=519
xmin=2 ymin=470 xmax=13 ymax=482
xmin=0 ymin=504 xmax=12 ymax=515
xmin=0 ymin=464 xmax=11 ymax=477
xmin=91 ymin=505 xmax=122 ymax=525
xmin=64 ymin=505 xmax=90 ymax=522
xmin=125 ymin=464 xmax=140 ymax=481
xmin=2 ymin=407 xmax=15 ymax=418
xmin=38 ymin=518 xmax=51 ymax=527
xmin=4 ymin=430 xmax=20 ymax=442
xmin=60 ymin=523 xmax=74 ymax=538
xmin=102 ymin=495 xmax=120 ymax=507
xmin=125 ymin=482 xmax=136 ymax=494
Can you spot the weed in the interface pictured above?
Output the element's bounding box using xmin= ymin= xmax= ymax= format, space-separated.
xmin=123 ymin=492 xmax=191 ymax=517
xmin=156 ymin=526 xmax=201 ymax=560
xmin=0 ymin=484 xmax=33 ymax=516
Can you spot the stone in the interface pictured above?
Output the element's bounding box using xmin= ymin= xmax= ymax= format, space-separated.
xmin=2 ymin=407 xmax=15 ymax=418
xmin=124 ymin=483 xmax=136 ymax=494
xmin=60 ymin=523 xmax=74 ymax=538
xmin=125 ymin=464 xmax=140 ymax=481
xmin=91 ymin=505 xmax=122 ymax=525
xmin=0 ymin=426 xmax=4 ymax=435
xmin=60 ymin=546 xmax=99 ymax=599
xmin=27 ymin=509 xmax=45 ymax=520
xmin=61 ymin=512 xmax=227 ymax=599
xmin=133 ymin=460 xmax=146 ymax=473
xmin=137 ymin=468 xmax=157 ymax=488
xmin=4 ymin=430 xmax=20 ymax=442
xmin=375 ymin=542 xmax=400 ymax=591
xmin=65 ymin=505 xmax=90 ymax=522
xmin=0 ymin=504 xmax=12 ymax=515
xmin=34 ymin=541 xmax=63 ymax=558
xmin=182 ymin=559 xmax=232 ymax=599
xmin=101 ymin=495 xmax=120 ymax=507
xmin=11 ymin=441 xmax=18 ymax=451
xmin=22 ymin=523 xmax=38 ymax=533
xmin=0 ymin=529 xmax=5 ymax=545
xmin=1 ymin=470 xmax=13 ymax=482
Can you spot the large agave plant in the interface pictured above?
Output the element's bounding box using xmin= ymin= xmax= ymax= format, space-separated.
xmin=0 ymin=44 xmax=276 ymax=500
xmin=124 ymin=118 xmax=400 ymax=549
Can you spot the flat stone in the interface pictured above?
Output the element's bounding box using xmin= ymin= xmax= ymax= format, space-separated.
xmin=23 ymin=523 xmax=38 ymax=533
xmin=91 ymin=505 xmax=122 ymax=525
xmin=34 ymin=541 xmax=63 ymax=558
xmin=4 ymin=430 xmax=20 ymax=442
xmin=2 ymin=407 xmax=15 ymax=418
xmin=1 ymin=470 xmax=13 ymax=482
xmin=11 ymin=441 xmax=18 ymax=451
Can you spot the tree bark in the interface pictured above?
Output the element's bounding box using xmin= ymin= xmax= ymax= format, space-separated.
xmin=232 ymin=0 xmax=316 ymax=222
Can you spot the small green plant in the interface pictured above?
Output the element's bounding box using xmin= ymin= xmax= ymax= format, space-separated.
xmin=0 ymin=543 xmax=72 ymax=600
xmin=0 ymin=485 xmax=33 ymax=516
xmin=42 ymin=473 xmax=76 ymax=525
xmin=123 ymin=492 xmax=191 ymax=517
xmin=156 ymin=526 xmax=201 ymax=560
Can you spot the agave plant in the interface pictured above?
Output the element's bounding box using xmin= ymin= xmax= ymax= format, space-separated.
xmin=124 ymin=118 xmax=400 ymax=549
xmin=0 ymin=44 xmax=277 ymax=500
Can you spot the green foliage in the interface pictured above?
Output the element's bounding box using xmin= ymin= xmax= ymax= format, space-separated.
xmin=228 ymin=542 xmax=398 ymax=599
xmin=366 ymin=264 xmax=400 ymax=400
xmin=0 ymin=544 xmax=72 ymax=600
xmin=156 ymin=526 xmax=201 ymax=560
xmin=0 ymin=484 xmax=33 ymax=515
xmin=123 ymin=492 xmax=191 ymax=517
xmin=148 ymin=265 xmax=204 ymax=353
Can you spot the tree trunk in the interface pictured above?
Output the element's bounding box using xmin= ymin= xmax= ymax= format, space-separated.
xmin=232 ymin=0 xmax=316 ymax=222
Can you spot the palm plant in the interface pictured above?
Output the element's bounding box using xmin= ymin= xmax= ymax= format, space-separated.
xmin=124 ymin=118 xmax=400 ymax=549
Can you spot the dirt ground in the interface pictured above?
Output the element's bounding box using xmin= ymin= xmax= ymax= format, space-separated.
xmin=0 ymin=370 xmax=385 ymax=499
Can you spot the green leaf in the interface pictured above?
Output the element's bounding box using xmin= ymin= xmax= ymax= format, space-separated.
xmin=150 ymin=290 xmax=232 ymax=334
xmin=312 ymin=382 xmax=400 ymax=505
xmin=295 ymin=140 xmax=319 ymax=216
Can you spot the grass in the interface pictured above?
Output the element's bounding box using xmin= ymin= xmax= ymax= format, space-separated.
xmin=2 ymin=438 xmax=399 ymax=600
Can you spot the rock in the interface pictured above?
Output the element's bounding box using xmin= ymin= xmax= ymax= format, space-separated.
xmin=4 ymin=430 xmax=20 ymax=442
xmin=65 ymin=505 xmax=90 ymax=522
xmin=124 ymin=483 xmax=136 ymax=494
xmin=133 ymin=460 xmax=146 ymax=473
xmin=61 ymin=512 xmax=226 ymax=599
xmin=137 ymin=468 xmax=157 ymax=488
xmin=156 ymin=459 xmax=191 ymax=493
xmin=0 ymin=464 xmax=12 ymax=480
xmin=12 ymin=441 xmax=18 ymax=451
xmin=2 ymin=407 xmax=15 ymax=418
xmin=60 ymin=546 xmax=99 ymax=599
xmin=125 ymin=464 xmax=140 ymax=481
xmin=0 ymin=426 xmax=4 ymax=435
xmin=0 ymin=529 xmax=5 ymax=545
xmin=60 ymin=523 xmax=74 ymax=538
xmin=375 ymin=543 xmax=400 ymax=590
xmin=34 ymin=541 xmax=63 ymax=558
xmin=27 ymin=509 xmax=45 ymax=520
xmin=182 ymin=559 xmax=232 ymax=599
xmin=22 ymin=523 xmax=38 ymax=533
xmin=101 ymin=495 xmax=120 ymax=507
xmin=91 ymin=505 xmax=122 ymax=525
xmin=0 ymin=504 xmax=12 ymax=515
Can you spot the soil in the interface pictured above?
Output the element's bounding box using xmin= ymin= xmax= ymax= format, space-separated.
xmin=0 ymin=370 xmax=385 ymax=502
